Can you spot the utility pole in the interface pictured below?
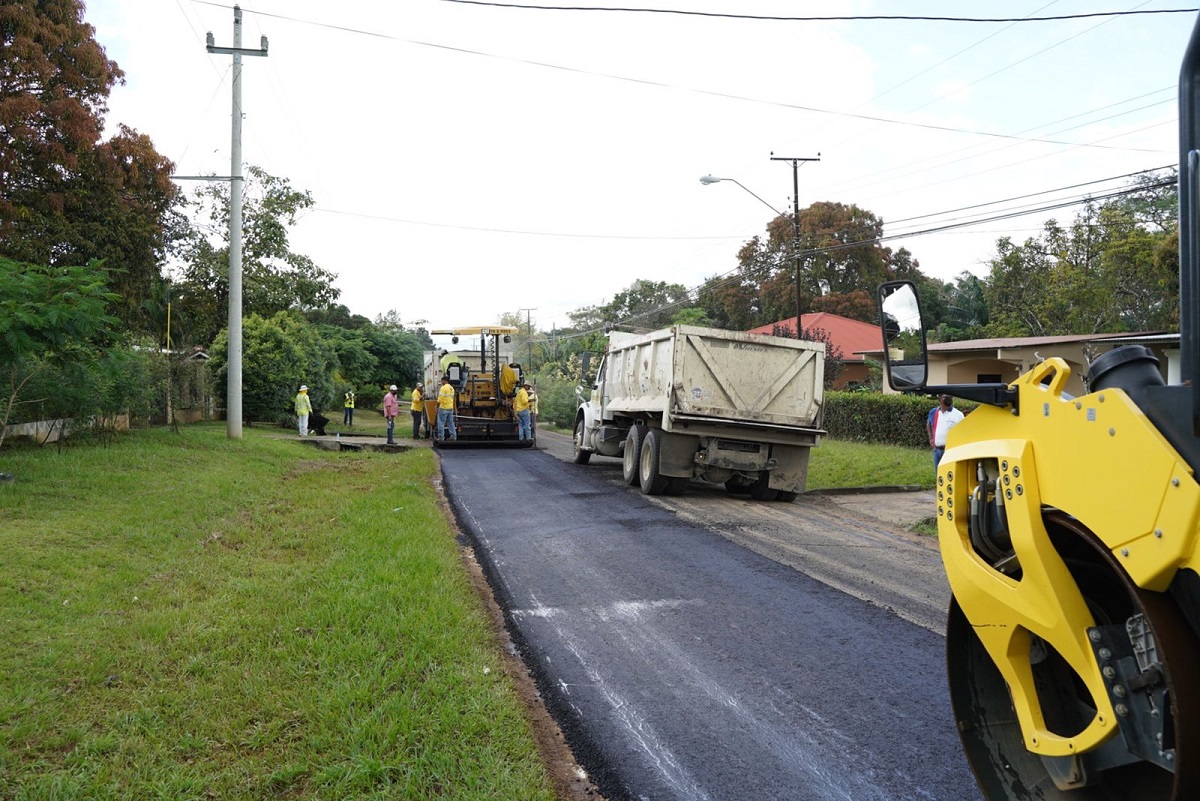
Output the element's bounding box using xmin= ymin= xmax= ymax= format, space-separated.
xmin=206 ymin=6 xmax=268 ymax=439
xmin=770 ymin=153 xmax=820 ymax=334
xmin=518 ymin=308 xmax=537 ymax=372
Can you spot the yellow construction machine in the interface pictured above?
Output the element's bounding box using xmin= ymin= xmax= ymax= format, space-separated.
xmin=873 ymin=17 xmax=1200 ymax=799
xmin=424 ymin=325 xmax=532 ymax=448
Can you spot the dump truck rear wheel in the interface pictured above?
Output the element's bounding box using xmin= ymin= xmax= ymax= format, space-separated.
xmin=572 ymin=420 xmax=591 ymax=464
xmin=749 ymin=471 xmax=777 ymax=501
xmin=638 ymin=429 xmax=670 ymax=495
xmin=622 ymin=425 xmax=644 ymax=486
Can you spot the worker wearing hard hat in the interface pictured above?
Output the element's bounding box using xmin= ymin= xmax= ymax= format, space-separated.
xmin=514 ymin=382 xmax=532 ymax=441
xmin=411 ymin=384 xmax=425 ymax=439
xmin=294 ymin=384 xmax=312 ymax=437
xmin=436 ymin=377 xmax=458 ymax=441
xmin=383 ymin=384 xmax=400 ymax=445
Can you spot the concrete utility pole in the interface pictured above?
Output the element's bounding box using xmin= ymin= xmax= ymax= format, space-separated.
xmin=770 ymin=154 xmax=820 ymax=333
xmin=206 ymin=6 xmax=268 ymax=439
xmin=518 ymin=308 xmax=536 ymax=371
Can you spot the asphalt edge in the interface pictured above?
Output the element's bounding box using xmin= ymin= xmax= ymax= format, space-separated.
xmin=439 ymin=457 xmax=626 ymax=801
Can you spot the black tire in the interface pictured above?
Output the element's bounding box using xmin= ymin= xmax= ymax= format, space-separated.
xmin=665 ymin=477 xmax=688 ymax=496
xmin=748 ymin=471 xmax=778 ymax=502
xmin=572 ymin=419 xmax=591 ymax=464
xmin=638 ymin=429 xmax=670 ymax=496
xmin=622 ymin=425 xmax=644 ymax=486
xmin=725 ymin=479 xmax=753 ymax=496
xmin=776 ymin=490 xmax=798 ymax=503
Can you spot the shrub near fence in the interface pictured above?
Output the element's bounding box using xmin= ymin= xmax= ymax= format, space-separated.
xmin=823 ymin=391 xmax=978 ymax=448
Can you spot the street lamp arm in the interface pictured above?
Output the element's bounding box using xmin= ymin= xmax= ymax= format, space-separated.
xmin=699 ymin=175 xmax=784 ymax=218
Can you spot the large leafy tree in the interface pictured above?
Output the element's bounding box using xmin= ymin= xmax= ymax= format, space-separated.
xmin=701 ymin=202 xmax=913 ymax=329
xmin=0 ymin=257 xmax=119 ymax=446
xmin=983 ymin=171 xmax=1178 ymax=337
xmin=177 ymin=165 xmax=340 ymax=344
xmin=569 ymin=279 xmax=693 ymax=331
xmin=1 ymin=1 xmax=179 ymax=334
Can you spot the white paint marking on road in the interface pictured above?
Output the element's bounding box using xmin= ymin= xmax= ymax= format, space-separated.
xmin=512 ymin=597 xmax=702 ymax=620
xmin=559 ymin=637 xmax=714 ymax=801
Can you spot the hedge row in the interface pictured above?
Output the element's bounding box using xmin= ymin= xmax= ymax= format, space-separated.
xmin=822 ymin=391 xmax=977 ymax=448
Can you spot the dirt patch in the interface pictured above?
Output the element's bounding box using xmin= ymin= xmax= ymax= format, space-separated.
xmin=433 ymin=474 xmax=604 ymax=801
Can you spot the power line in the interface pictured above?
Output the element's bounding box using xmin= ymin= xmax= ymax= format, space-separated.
xmin=539 ymin=177 xmax=1177 ymax=342
xmin=439 ymin=2 xmax=1199 ymax=24
xmin=307 ymin=166 xmax=1172 ymax=243
xmin=194 ymin=1 xmax=1167 ymax=153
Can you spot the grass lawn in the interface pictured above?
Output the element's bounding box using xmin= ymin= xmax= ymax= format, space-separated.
xmin=0 ymin=424 xmax=556 ymax=800
xmin=806 ymin=438 xmax=934 ymax=491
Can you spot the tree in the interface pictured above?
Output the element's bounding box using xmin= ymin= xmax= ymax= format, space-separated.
xmin=702 ymin=202 xmax=911 ymax=330
xmin=0 ymin=257 xmax=119 ymax=447
xmin=1 ymin=2 xmax=181 ymax=335
xmin=1 ymin=0 xmax=120 ymax=231
xmin=177 ymin=166 xmax=339 ymax=344
xmin=208 ymin=311 xmax=336 ymax=424
xmin=809 ymin=290 xmax=877 ymax=323
xmin=932 ymin=272 xmax=988 ymax=342
xmin=570 ymin=279 xmax=692 ymax=332
xmin=982 ymin=173 xmax=1178 ymax=337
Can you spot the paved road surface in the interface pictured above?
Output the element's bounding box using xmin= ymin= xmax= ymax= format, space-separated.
xmin=440 ymin=443 xmax=981 ymax=801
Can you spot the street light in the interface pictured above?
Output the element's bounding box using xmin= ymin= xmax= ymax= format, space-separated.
xmin=701 ymin=155 xmax=818 ymax=333
xmin=701 ymin=173 xmax=803 ymax=331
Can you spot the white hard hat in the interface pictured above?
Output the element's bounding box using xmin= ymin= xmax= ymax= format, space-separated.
xmin=299 ymin=385 xmax=308 ymax=391
xmin=390 ymin=384 xmax=398 ymax=391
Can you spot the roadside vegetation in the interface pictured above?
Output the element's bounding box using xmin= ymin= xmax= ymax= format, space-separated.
xmin=0 ymin=425 xmax=555 ymax=800
xmin=807 ymin=438 xmax=932 ymax=490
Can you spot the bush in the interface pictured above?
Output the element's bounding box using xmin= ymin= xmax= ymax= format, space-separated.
xmin=823 ymin=391 xmax=977 ymax=448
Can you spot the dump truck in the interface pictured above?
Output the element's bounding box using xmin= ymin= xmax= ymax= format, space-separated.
xmin=867 ymin=15 xmax=1200 ymax=798
xmin=571 ymin=325 xmax=825 ymax=500
xmin=424 ymin=325 xmax=531 ymax=447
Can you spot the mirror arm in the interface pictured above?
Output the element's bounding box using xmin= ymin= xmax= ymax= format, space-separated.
xmin=919 ymin=383 xmax=1020 ymax=412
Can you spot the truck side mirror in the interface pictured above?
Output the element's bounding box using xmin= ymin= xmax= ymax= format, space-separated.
xmin=876 ymin=281 xmax=929 ymax=391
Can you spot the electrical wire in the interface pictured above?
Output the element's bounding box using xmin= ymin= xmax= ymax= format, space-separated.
xmin=438 ymin=1 xmax=1199 ymax=24
xmin=537 ymin=176 xmax=1177 ymax=341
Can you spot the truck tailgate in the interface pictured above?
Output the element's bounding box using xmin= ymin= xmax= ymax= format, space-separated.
xmin=604 ymin=325 xmax=824 ymax=428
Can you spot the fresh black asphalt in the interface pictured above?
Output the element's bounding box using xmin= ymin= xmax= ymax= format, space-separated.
xmin=441 ymin=447 xmax=982 ymax=801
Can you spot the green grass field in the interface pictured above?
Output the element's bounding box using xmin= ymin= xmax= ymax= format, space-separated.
xmin=807 ymin=438 xmax=934 ymax=490
xmin=0 ymin=424 xmax=555 ymax=800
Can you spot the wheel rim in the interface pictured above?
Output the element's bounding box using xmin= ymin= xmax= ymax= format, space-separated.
xmin=948 ymin=511 xmax=1200 ymax=800
xmin=623 ymin=428 xmax=641 ymax=483
xmin=639 ymin=435 xmax=653 ymax=484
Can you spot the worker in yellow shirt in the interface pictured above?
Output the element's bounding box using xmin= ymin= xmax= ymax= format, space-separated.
xmin=513 ymin=382 xmax=532 ymax=441
xmin=410 ymin=385 xmax=425 ymax=439
xmin=436 ymin=377 xmax=458 ymax=441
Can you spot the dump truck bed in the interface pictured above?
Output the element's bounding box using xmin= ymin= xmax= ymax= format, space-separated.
xmin=603 ymin=325 xmax=824 ymax=433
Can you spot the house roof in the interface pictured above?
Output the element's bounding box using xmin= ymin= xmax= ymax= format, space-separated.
xmin=746 ymin=313 xmax=884 ymax=363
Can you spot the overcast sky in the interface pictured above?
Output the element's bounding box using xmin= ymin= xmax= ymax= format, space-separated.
xmin=88 ymin=1 xmax=1195 ymax=334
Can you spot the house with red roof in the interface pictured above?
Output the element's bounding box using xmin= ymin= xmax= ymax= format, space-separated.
xmin=746 ymin=313 xmax=884 ymax=390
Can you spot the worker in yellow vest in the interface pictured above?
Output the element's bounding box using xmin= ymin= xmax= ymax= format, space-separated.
xmin=343 ymin=390 xmax=355 ymax=427
xmin=436 ymin=377 xmax=458 ymax=441
xmin=410 ymin=384 xmax=425 ymax=439
xmin=514 ymin=382 xmax=532 ymax=441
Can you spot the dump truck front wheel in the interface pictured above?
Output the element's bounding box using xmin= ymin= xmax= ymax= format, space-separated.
xmin=572 ymin=420 xmax=591 ymax=464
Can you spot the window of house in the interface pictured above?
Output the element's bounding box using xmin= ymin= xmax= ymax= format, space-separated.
xmin=977 ymin=373 xmax=1002 ymax=383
